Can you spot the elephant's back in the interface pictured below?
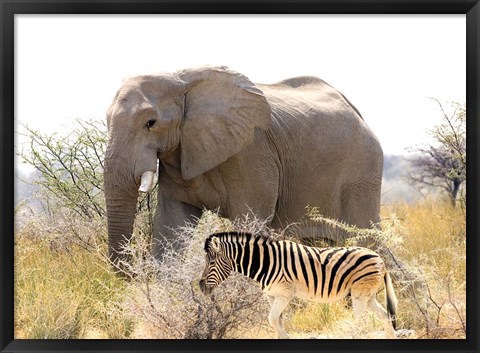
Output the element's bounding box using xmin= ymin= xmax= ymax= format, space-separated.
xmin=258 ymin=78 xmax=360 ymax=122
xmin=258 ymin=78 xmax=376 ymax=153
xmin=273 ymin=76 xmax=329 ymax=89
xmin=257 ymin=76 xmax=382 ymax=169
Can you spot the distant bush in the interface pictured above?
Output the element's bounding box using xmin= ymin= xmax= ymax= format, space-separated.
xmin=408 ymin=100 xmax=466 ymax=207
xmin=17 ymin=118 xmax=152 ymax=221
xmin=18 ymin=119 xmax=107 ymax=219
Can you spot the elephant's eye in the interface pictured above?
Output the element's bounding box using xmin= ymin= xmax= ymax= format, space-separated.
xmin=146 ymin=119 xmax=156 ymax=129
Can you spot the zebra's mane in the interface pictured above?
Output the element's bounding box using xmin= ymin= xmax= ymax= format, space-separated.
xmin=204 ymin=231 xmax=275 ymax=252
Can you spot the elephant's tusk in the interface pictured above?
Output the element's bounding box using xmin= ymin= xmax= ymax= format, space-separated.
xmin=138 ymin=171 xmax=158 ymax=193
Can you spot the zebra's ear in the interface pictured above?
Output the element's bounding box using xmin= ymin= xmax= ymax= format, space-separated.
xmin=211 ymin=237 xmax=221 ymax=252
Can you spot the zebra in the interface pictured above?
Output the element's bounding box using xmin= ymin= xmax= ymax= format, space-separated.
xmin=199 ymin=231 xmax=398 ymax=339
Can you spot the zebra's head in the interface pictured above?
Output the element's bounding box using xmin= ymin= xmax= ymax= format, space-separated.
xmin=199 ymin=235 xmax=234 ymax=296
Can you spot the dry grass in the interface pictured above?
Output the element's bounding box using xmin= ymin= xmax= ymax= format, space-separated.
xmin=381 ymin=200 xmax=466 ymax=338
xmin=14 ymin=211 xmax=134 ymax=339
xmin=14 ymin=200 xmax=466 ymax=339
xmin=287 ymin=300 xmax=350 ymax=335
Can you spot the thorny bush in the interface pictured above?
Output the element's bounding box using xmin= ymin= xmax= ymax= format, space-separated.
xmin=117 ymin=211 xmax=274 ymax=339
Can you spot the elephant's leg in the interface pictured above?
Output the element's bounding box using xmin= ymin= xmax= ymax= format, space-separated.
xmin=340 ymin=183 xmax=381 ymax=238
xmin=219 ymin=152 xmax=279 ymax=228
xmin=152 ymin=189 xmax=202 ymax=258
xmin=277 ymin=187 xmax=344 ymax=246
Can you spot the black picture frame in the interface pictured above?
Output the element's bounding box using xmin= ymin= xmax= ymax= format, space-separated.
xmin=1 ymin=1 xmax=478 ymax=353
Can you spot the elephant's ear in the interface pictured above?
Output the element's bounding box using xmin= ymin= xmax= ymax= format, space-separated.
xmin=178 ymin=66 xmax=271 ymax=180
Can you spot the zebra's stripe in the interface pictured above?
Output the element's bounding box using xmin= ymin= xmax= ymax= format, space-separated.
xmin=256 ymin=240 xmax=269 ymax=285
xmin=296 ymin=243 xmax=310 ymax=292
xmin=336 ymin=254 xmax=379 ymax=294
xmin=202 ymin=233 xmax=388 ymax=307
xmin=283 ymin=242 xmax=293 ymax=281
xmin=305 ymin=246 xmax=319 ymax=295
xmin=266 ymin=241 xmax=281 ymax=286
xmin=289 ymin=242 xmax=298 ymax=280
xmin=321 ymin=248 xmax=344 ymax=297
xmin=327 ymin=248 xmax=359 ymax=297
xmin=264 ymin=240 xmax=275 ymax=288
xmin=249 ymin=236 xmax=261 ymax=279
xmin=352 ymin=270 xmax=379 ymax=284
xmin=242 ymin=236 xmax=251 ymax=276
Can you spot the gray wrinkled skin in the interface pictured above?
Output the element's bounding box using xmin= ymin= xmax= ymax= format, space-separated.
xmin=104 ymin=66 xmax=383 ymax=263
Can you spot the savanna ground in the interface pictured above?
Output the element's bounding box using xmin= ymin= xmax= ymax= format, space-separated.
xmin=14 ymin=199 xmax=466 ymax=339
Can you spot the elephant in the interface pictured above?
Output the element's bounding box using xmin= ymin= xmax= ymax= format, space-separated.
xmin=104 ymin=65 xmax=383 ymax=264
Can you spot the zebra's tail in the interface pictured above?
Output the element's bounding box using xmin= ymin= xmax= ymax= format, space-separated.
xmin=384 ymin=271 xmax=398 ymax=330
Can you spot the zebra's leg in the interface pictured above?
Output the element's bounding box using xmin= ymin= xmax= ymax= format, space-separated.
xmin=267 ymin=295 xmax=275 ymax=307
xmin=267 ymin=295 xmax=285 ymax=325
xmin=351 ymin=295 xmax=368 ymax=338
xmin=367 ymin=296 xmax=396 ymax=339
xmin=268 ymin=296 xmax=290 ymax=339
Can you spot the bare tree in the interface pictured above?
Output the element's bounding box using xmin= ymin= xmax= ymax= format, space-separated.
xmin=408 ymin=99 xmax=466 ymax=206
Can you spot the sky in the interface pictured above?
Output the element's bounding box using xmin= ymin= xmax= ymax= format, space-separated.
xmin=15 ymin=15 xmax=466 ymax=173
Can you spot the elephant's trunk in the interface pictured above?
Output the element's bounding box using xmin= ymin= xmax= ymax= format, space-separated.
xmin=105 ymin=194 xmax=138 ymax=264
xmin=104 ymin=155 xmax=139 ymax=266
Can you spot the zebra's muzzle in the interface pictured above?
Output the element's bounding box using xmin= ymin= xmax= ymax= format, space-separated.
xmin=199 ymin=279 xmax=213 ymax=296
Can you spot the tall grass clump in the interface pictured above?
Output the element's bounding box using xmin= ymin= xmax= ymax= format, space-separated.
xmin=382 ymin=200 xmax=466 ymax=338
xmin=14 ymin=207 xmax=134 ymax=339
